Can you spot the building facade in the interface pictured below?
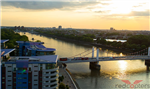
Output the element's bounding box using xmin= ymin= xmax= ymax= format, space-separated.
xmin=1 ymin=55 xmax=59 ymax=89
xmin=16 ymin=41 xmax=56 ymax=56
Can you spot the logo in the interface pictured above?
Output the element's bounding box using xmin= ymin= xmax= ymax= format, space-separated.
xmin=121 ymin=80 xmax=143 ymax=89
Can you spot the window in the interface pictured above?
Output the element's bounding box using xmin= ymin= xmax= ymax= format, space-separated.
xmin=18 ymin=68 xmax=27 ymax=70
xmin=46 ymin=72 xmax=49 ymax=74
xmin=23 ymin=82 xmax=26 ymax=84
xmin=2 ymin=82 xmax=5 ymax=84
xmin=23 ymin=77 xmax=27 ymax=79
xmin=29 ymin=67 xmax=31 ymax=71
xmin=46 ymin=64 xmax=56 ymax=69
xmin=46 ymin=81 xmax=49 ymax=83
xmin=34 ymin=80 xmax=37 ymax=81
xmin=51 ymin=71 xmax=56 ymax=74
xmin=40 ymin=67 xmax=42 ymax=70
xmin=34 ymin=84 xmax=37 ymax=86
xmin=8 ymin=80 xmax=11 ymax=82
xmin=18 ymin=82 xmax=21 ymax=84
xmin=34 ymin=70 xmax=38 ymax=72
xmin=45 ymin=85 xmax=49 ymax=87
xmin=46 ymin=76 xmax=49 ymax=78
xmin=18 ymin=78 xmax=22 ymax=79
xmin=8 ymin=85 xmax=11 ymax=86
xmin=51 ymin=80 xmax=56 ymax=83
xmin=8 ymin=75 xmax=11 ymax=77
xmin=51 ymin=75 xmax=56 ymax=78
xmin=2 ymin=77 xmax=5 ymax=79
xmin=51 ymin=84 xmax=57 ymax=87
xmin=14 ymin=68 xmax=16 ymax=71
xmin=8 ymin=66 xmax=11 ymax=67
xmin=34 ymin=66 xmax=38 ymax=67
xmin=34 ymin=75 xmax=38 ymax=77
xmin=8 ymin=71 xmax=11 ymax=72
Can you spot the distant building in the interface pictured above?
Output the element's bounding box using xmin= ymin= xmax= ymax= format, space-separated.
xmin=58 ymin=26 xmax=62 ymax=30
xmin=1 ymin=55 xmax=59 ymax=89
xmin=110 ymin=27 xmax=115 ymax=31
xmin=18 ymin=26 xmax=20 ymax=29
xmin=21 ymin=26 xmax=24 ymax=29
xmin=52 ymin=27 xmax=56 ymax=29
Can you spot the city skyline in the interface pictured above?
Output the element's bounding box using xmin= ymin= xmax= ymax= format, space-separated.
xmin=1 ymin=0 xmax=150 ymax=30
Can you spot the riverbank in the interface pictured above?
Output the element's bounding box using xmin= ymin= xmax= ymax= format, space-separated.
xmin=59 ymin=67 xmax=79 ymax=89
xmin=66 ymin=68 xmax=80 ymax=89
xmin=30 ymin=31 xmax=132 ymax=54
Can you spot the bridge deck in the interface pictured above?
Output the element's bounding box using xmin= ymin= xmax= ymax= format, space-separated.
xmin=58 ymin=56 xmax=150 ymax=63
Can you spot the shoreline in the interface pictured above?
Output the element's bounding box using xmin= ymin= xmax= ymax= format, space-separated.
xmin=66 ymin=68 xmax=80 ymax=89
xmin=30 ymin=31 xmax=132 ymax=54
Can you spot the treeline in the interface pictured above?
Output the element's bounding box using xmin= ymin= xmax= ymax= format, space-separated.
xmin=35 ymin=30 xmax=150 ymax=52
xmin=97 ymin=35 xmax=150 ymax=52
xmin=36 ymin=30 xmax=95 ymax=42
xmin=1 ymin=29 xmax=29 ymax=48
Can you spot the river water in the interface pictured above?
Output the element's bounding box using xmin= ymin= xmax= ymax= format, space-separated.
xmin=20 ymin=32 xmax=150 ymax=89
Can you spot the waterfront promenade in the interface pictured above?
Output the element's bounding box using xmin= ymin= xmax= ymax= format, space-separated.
xmin=59 ymin=67 xmax=77 ymax=89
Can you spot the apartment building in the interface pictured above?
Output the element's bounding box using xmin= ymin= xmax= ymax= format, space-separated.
xmin=1 ymin=55 xmax=59 ymax=89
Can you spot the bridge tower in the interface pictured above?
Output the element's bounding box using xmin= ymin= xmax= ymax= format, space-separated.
xmin=145 ymin=47 xmax=150 ymax=71
xmin=90 ymin=48 xmax=101 ymax=70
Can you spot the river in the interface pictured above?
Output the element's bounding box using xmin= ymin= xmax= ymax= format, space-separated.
xmin=20 ymin=32 xmax=150 ymax=89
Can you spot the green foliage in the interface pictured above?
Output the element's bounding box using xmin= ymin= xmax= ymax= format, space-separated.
xmin=127 ymin=33 xmax=133 ymax=36
xmin=97 ymin=38 xmax=106 ymax=44
xmin=59 ymin=83 xmax=66 ymax=89
xmin=106 ymin=32 xmax=119 ymax=36
xmin=36 ymin=40 xmax=41 ymax=42
xmin=36 ymin=30 xmax=95 ymax=42
xmin=66 ymin=85 xmax=69 ymax=89
xmin=59 ymin=75 xmax=64 ymax=83
xmin=1 ymin=29 xmax=29 ymax=48
xmin=127 ymin=35 xmax=150 ymax=47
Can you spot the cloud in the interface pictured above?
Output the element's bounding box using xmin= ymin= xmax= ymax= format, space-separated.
xmin=1 ymin=1 xmax=99 ymax=11
xmin=129 ymin=10 xmax=150 ymax=16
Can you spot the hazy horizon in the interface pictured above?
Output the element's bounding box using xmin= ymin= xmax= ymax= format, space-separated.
xmin=1 ymin=0 xmax=150 ymax=30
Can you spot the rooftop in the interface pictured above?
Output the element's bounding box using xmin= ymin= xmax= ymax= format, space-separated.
xmin=26 ymin=45 xmax=56 ymax=52
xmin=1 ymin=49 xmax=15 ymax=57
xmin=5 ymin=55 xmax=58 ymax=64
xmin=1 ymin=39 xmax=9 ymax=43
xmin=16 ymin=41 xmax=56 ymax=51
xmin=16 ymin=41 xmax=44 ymax=45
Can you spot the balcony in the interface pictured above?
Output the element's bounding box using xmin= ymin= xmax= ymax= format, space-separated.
xmin=42 ymin=66 xmax=59 ymax=72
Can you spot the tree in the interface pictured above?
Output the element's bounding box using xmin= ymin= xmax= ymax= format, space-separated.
xmin=36 ymin=40 xmax=41 ymax=42
xmin=59 ymin=83 xmax=66 ymax=89
xmin=127 ymin=35 xmax=150 ymax=47
xmin=98 ymin=38 xmax=106 ymax=44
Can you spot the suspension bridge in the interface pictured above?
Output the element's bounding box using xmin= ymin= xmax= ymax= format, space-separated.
xmin=58 ymin=47 xmax=150 ymax=70
xmin=59 ymin=47 xmax=150 ymax=63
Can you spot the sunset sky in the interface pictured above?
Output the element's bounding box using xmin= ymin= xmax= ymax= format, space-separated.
xmin=1 ymin=0 xmax=150 ymax=30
